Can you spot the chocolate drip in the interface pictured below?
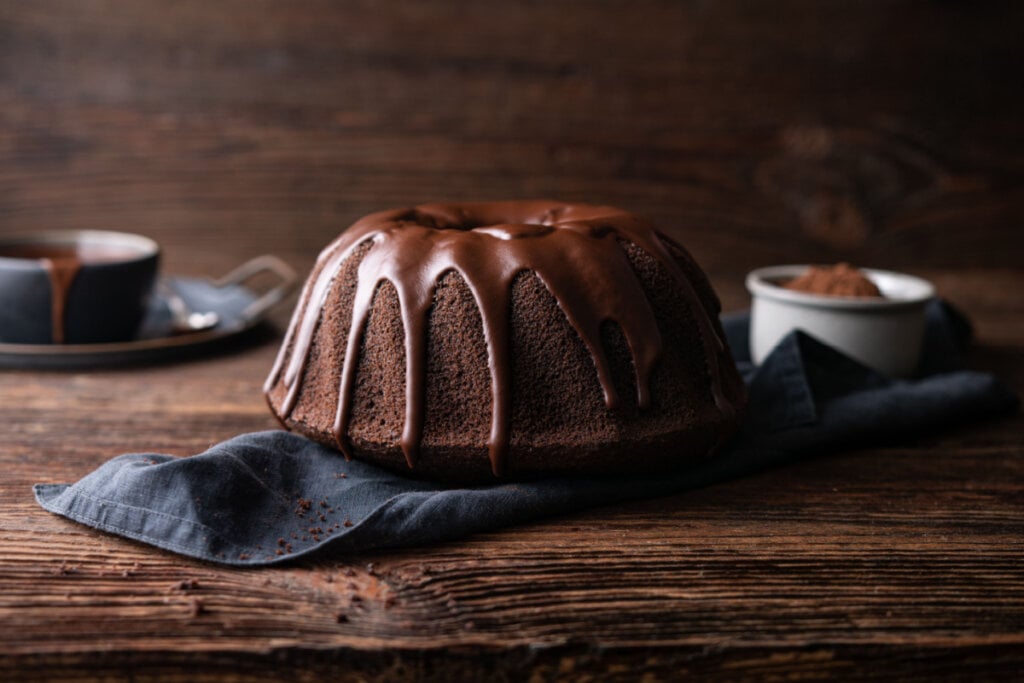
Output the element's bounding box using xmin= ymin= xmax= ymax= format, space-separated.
xmin=266 ymin=201 xmax=733 ymax=476
xmin=40 ymin=256 xmax=81 ymax=344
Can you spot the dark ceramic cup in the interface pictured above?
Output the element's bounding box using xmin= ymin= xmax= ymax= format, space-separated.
xmin=0 ymin=230 xmax=160 ymax=344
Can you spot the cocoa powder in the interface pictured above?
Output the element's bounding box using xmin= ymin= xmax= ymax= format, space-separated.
xmin=784 ymin=263 xmax=883 ymax=298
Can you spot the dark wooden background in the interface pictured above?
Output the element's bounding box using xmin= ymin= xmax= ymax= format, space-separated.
xmin=1 ymin=1 xmax=1022 ymax=681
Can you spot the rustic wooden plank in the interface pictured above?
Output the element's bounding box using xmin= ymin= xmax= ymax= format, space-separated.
xmin=2 ymin=438 xmax=1023 ymax=678
xmin=1 ymin=1 xmax=1022 ymax=274
xmin=1 ymin=0 xmax=1023 ymax=679
xmin=0 ymin=291 xmax=1021 ymax=679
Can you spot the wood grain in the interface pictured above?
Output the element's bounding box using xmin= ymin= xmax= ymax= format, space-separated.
xmin=1 ymin=0 xmax=1022 ymax=277
xmin=0 ymin=0 xmax=1022 ymax=680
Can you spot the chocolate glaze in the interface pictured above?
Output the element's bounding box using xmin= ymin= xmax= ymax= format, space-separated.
xmin=265 ymin=200 xmax=734 ymax=476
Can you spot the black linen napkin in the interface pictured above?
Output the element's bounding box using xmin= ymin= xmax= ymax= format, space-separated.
xmin=34 ymin=301 xmax=1018 ymax=566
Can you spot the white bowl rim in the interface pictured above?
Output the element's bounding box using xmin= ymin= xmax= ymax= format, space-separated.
xmin=746 ymin=264 xmax=935 ymax=310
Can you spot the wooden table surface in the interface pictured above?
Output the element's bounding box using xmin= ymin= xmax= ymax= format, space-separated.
xmin=1 ymin=1 xmax=1022 ymax=680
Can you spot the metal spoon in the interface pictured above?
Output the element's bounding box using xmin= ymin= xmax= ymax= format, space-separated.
xmin=161 ymin=283 xmax=220 ymax=335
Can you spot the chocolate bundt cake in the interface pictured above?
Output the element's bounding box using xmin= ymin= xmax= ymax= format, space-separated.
xmin=265 ymin=200 xmax=746 ymax=482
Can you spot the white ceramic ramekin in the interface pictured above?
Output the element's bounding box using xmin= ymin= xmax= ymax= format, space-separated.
xmin=745 ymin=265 xmax=936 ymax=377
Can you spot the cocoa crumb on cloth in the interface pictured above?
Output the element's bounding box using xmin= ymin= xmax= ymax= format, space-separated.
xmin=294 ymin=497 xmax=312 ymax=516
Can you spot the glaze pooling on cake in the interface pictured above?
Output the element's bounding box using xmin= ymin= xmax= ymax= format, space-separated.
xmin=266 ymin=200 xmax=735 ymax=477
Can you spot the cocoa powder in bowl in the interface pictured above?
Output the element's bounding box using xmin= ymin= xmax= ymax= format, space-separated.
xmin=747 ymin=264 xmax=935 ymax=377
xmin=783 ymin=262 xmax=884 ymax=298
